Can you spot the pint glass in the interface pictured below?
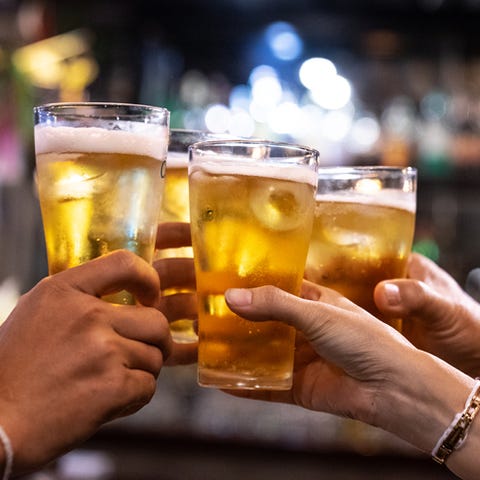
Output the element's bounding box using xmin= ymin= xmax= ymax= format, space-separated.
xmin=34 ymin=102 xmax=169 ymax=305
xmin=157 ymin=129 xmax=232 ymax=343
xmin=189 ymin=140 xmax=319 ymax=390
xmin=304 ymin=166 xmax=417 ymax=330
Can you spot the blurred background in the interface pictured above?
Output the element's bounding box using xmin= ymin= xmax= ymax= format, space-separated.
xmin=0 ymin=0 xmax=478 ymax=478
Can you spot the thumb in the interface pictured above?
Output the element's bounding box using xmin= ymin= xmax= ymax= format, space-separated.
xmin=225 ymin=285 xmax=321 ymax=337
xmin=225 ymin=285 xmax=408 ymax=379
xmin=374 ymin=279 xmax=457 ymax=327
xmin=225 ymin=285 xmax=388 ymax=351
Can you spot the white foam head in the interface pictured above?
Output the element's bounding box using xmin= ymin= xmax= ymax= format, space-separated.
xmin=166 ymin=151 xmax=188 ymax=168
xmin=316 ymin=190 xmax=416 ymax=213
xmin=34 ymin=125 xmax=169 ymax=160
xmin=190 ymin=158 xmax=318 ymax=187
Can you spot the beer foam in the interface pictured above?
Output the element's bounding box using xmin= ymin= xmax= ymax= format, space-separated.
xmin=166 ymin=151 xmax=188 ymax=168
xmin=34 ymin=125 xmax=168 ymax=160
xmin=190 ymin=160 xmax=318 ymax=186
xmin=316 ymin=190 xmax=416 ymax=213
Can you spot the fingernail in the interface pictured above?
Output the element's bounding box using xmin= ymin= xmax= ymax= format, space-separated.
xmin=384 ymin=283 xmax=401 ymax=306
xmin=225 ymin=288 xmax=252 ymax=306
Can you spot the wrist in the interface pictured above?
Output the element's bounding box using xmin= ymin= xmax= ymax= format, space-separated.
xmin=431 ymin=379 xmax=480 ymax=464
xmin=375 ymin=348 xmax=475 ymax=453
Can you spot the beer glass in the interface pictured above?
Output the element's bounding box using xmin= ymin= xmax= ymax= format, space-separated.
xmin=157 ymin=129 xmax=232 ymax=343
xmin=189 ymin=140 xmax=319 ymax=390
xmin=34 ymin=102 xmax=169 ymax=305
xmin=304 ymin=166 xmax=417 ymax=330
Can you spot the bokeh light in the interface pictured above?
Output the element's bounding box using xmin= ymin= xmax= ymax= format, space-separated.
xmin=229 ymin=109 xmax=255 ymax=137
xmin=309 ymin=74 xmax=352 ymax=110
xmin=348 ymin=116 xmax=381 ymax=153
xmin=265 ymin=21 xmax=303 ymax=61
xmin=299 ymin=57 xmax=336 ymax=90
xmin=204 ymin=104 xmax=231 ymax=133
xmin=268 ymin=101 xmax=302 ymax=135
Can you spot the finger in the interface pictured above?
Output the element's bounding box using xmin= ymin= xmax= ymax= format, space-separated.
xmin=407 ymin=253 xmax=462 ymax=294
xmin=300 ymin=280 xmax=322 ymax=301
xmin=373 ymin=278 xmax=458 ymax=327
xmin=89 ymin=330 xmax=166 ymax=380
xmin=110 ymin=306 xmax=172 ymax=356
xmin=157 ymin=292 xmax=198 ymax=323
xmin=122 ymin=340 xmax=166 ymax=378
xmin=225 ymin=285 xmax=364 ymax=344
xmin=156 ymin=222 xmax=191 ymax=249
xmin=153 ymin=257 xmax=196 ymax=292
xmin=58 ymin=250 xmax=161 ymax=307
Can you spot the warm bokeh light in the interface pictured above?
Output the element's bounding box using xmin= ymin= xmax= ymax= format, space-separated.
xmin=12 ymin=29 xmax=97 ymax=100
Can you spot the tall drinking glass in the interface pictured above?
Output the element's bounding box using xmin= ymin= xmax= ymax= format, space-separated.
xmin=157 ymin=129 xmax=232 ymax=343
xmin=189 ymin=140 xmax=319 ymax=390
xmin=34 ymin=102 xmax=169 ymax=305
xmin=304 ymin=166 xmax=417 ymax=330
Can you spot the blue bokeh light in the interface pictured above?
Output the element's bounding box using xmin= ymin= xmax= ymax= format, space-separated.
xmin=265 ymin=21 xmax=303 ymax=61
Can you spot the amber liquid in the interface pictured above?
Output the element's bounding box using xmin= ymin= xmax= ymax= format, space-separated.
xmin=37 ymin=151 xmax=165 ymax=305
xmin=305 ymin=199 xmax=415 ymax=328
xmin=157 ymin=160 xmax=197 ymax=342
xmin=190 ymin=165 xmax=315 ymax=389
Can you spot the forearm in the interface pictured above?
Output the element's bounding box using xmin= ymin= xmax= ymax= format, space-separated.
xmin=377 ymin=348 xmax=479 ymax=479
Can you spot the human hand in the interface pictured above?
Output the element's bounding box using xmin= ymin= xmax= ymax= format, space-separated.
xmin=223 ymin=282 xmax=476 ymax=465
xmin=374 ymin=253 xmax=480 ymax=377
xmin=154 ymin=221 xmax=197 ymax=365
xmin=0 ymin=250 xmax=171 ymax=475
xmin=224 ymin=281 xmax=414 ymax=417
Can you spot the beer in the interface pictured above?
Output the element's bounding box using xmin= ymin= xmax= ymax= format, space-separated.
xmin=160 ymin=152 xmax=190 ymax=223
xmin=158 ymin=151 xmax=196 ymax=342
xmin=189 ymin=148 xmax=318 ymax=390
xmin=158 ymin=130 xmax=234 ymax=343
xmin=35 ymin=117 xmax=168 ymax=305
xmin=305 ymin=185 xmax=416 ymax=327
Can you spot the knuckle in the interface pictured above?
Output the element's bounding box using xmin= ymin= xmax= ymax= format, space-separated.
xmin=412 ymin=280 xmax=434 ymax=308
xmin=112 ymin=249 xmax=140 ymax=271
xmin=258 ymin=284 xmax=278 ymax=303
xmin=92 ymin=334 xmax=122 ymax=363
xmin=136 ymin=374 xmax=157 ymax=403
xmin=106 ymin=369 xmax=132 ymax=399
xmin=149 ymin=347 xmax=165 ymax=376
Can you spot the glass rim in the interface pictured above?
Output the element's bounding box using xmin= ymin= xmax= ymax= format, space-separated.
xmin=316 ymin=165 xmax=417 ymax=177
xmin=169 ymin=128 xmax=240 ymax=140
xmin=189 ymin=138 xmax=320 ymax=157
xmin=33 ymin=101 xmax=169 ymax=119
xmin=170 ymin=128 xmax=215 ymax=135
